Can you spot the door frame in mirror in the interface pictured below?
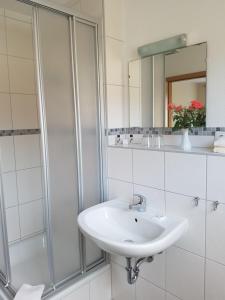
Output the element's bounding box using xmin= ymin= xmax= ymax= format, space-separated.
xmin=166 ymin=71 xmax=207 ymax=127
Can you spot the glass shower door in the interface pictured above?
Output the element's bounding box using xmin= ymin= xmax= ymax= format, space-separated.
xmin=75 ymin=20 xmax=104 ymax=267
xmin=37 ymin=8 xmax=81 ymax=283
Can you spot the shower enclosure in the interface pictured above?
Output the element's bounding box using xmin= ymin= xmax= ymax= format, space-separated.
xmin=0 ymin=0 xmax=106 ymax=298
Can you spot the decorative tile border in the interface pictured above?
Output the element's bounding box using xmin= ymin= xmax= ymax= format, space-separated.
xmin=0 ymin=129 xmax=40 ymax=137
xmin=106 ymin=127 xmax=225 ymax=136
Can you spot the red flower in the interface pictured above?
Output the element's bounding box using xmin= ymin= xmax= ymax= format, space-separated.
xmin=175 ymin=105 xmax=183 ymax=112
xmin=190 ymin=100 xmax=204 ymax=109
xmin=168 ymin=103 xmax=176 ymax=110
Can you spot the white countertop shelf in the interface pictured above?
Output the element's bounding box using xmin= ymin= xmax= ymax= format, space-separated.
xmin=108 ymin=143 xmax=225 ymax=157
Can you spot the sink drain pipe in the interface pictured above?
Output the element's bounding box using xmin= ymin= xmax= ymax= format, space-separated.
xmin=125 ymin=256 xmax=154 ymax=284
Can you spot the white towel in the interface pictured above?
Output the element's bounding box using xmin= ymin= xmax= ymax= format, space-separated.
xmin=14 ymin=284 xmax=45 ymax=300
xmin=214 ymin=135 xmax=225 ymax=147
xmin=213 ymin=146 xmax=225 ymax=154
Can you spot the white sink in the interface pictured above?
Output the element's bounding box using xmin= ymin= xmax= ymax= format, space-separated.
xmin=78 ymin=199 xmax=188 ymax=258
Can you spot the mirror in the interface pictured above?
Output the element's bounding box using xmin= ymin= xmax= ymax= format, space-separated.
xmin=128 ymin=42 xmax=207 ymax=128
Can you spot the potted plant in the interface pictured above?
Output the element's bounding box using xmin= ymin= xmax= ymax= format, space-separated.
xmin=168 ymin=100 xmax=206 ymax=150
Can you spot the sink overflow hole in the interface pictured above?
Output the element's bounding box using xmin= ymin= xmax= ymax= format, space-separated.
xmin=135 ymin=218 xmax=138 ymax=222
xmin=124 ymin=239 xmax=134 ymax=243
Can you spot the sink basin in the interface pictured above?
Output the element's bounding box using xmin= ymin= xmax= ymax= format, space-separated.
xmin=78 ymin=199 xmax=188 ymax=258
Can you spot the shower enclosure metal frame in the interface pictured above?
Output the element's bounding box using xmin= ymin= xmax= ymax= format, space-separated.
xmin=0 ymin=0 xmax=108 ymax=298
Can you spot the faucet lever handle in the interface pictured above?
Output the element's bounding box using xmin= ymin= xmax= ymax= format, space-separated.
xmin=133 ymin=193 xmax=146 ymax=204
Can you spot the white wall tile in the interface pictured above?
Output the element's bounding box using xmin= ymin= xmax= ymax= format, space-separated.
xmin=136 ymin=277 xmax=165 ymax=300
xmin=105 ymin=37 xmax=124 ymax=85
xmin=107 ymin=85 xmax=124 ymax=128
xmin=107 ymin=147 xmax=132 ymax=182
xmin=205 ymin=259 xmax=225 ymax=300
xmin=0 ymin=93 xmax=12 ymax=130
xmin=111 ymin=255 xmax=128 ymax=267
xmin=108 ymin=178 xmax=133 ymax=202
xmin=8 ymin=56 xmax=36 ymax=94
xmin=2 ymin=172 xmax=17 ymax=208
xmin=165 ymin=152 xmax=206 ymax=198
xmin=63 ymin=283 xmax=89 ymax=300
xmin=0 ymin=55 xmax=9 ymax=93
xmin=5 ymin=10 xmax=32 ymax=23
xmin=166 ymin=247 xmax=204 ymax=300
xmin=6 ymin=206 xmax=20 ymax=242
xmin=11 ymin=94 xmax=38 ymax=129
xmin=133 ymin=150 xmax=164 ymax=189
xmin=0 ymin=16 xmax=7 ymax=54
xmin=80 ymin=0 xmax=102 ymax=19
xmin=134 ymin=184 xmax=165 ymax=215
xmin=141 ymin=253 xmax=166 ymax=289
xmin=0 ymin=136 xmax=15 ymax=172
xmin=206 ymin=201 xmax=225 ymax=264
xmin=19 ymin=199 xmax=43 ymax=237
xmin=90 ymin=269 xmax=111 ymax=300
xmin=207 ymin=155 xmax=225 ymax=203
xmin=17 ymin=167 xmax=43 ymax=204
xmin=111 ymin=263 xmax=135 ymax=300
xmin=104 ymin=0 xmax=123 ymax=40
xmin=166 ymin=192 xmax=206 ymax=256
xmin=6 ymin=17 xmax=33 ymax=59
xmin=14 ymin=135 xmax=41 ymax=170
xmin=166 ymin=293 xmax=179 ymax=300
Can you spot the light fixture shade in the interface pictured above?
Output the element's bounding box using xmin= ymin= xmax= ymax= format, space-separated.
xmin=138 ymin=34 xmax=187 ymax=58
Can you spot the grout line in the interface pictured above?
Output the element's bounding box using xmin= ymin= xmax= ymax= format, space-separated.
xmin=105 ymin=35 xmax=124 ymax=43
xmin=9 ymin=229 xmax=44 ymax=246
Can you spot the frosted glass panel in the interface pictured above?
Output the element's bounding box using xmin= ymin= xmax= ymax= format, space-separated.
xmin=38 ymin=9 xmax=80 ymax=282
xmin=75 ymin=21 xmax=103 ymax=265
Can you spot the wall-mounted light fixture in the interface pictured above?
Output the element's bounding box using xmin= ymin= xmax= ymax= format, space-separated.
xmin=138 ymin=34 xmax=187 ymax=58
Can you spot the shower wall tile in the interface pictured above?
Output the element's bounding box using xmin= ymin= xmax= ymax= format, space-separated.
xmin=166 ymin=293 xmax=179 ymax=300
xmin=205 ymin=259 xmax=225 ymax=300
xmin=6 ymin=17 xmax=34 ymax=59
xmin=6 ymin=206 xmax=20 ymax=242
xmin=0 ymin=54 xmax=10 ymax=92
xmin=0 ymin=93 xmax=13 ymax=130
xmin=166 ymin=246 xmax=204 ymax=300
xmin=106 ymin=84 xmax=124 ymax=128
xmin=64 ymin=284 xmax=89 ymax=300
xmin=0 ymin=136 xmax=15 ymax=172
xmin=90 ymin=268 xmax=111 ymax=300
xmin=14 ymin=134 xmax=41 ymax=170
xmin=0 ymin=16 xmax=7 ymax=55
xmin=0 ymin=8 xmax=4 ymax=16
xmin=17 ymin=167 xmax=43 ymax=204
xmin=108 ymin=178 xmax=133 ymax=202
xmin=11 ymin=94 xmax=38 ymax=129
xmin=141 ymin=252 xmax=166 ymax=289
xmin=2 ymin=172 xmax=18 ymax=208
xmin=206 ymin=201 xmax=225 ymax=265
xmin=136 ymin=277 xmax=165 ymax=300
xmin=107 ymin=147 xmax=132 ymax=182
xmin=104 ymin=0 xmax=124 ymax=41
xmin=166 ymin=192 xmax=206 ymax=256
xmin=8 ymin=56 xmax=36 ymax=94
xmin=105 ymin=37 xmax=124 ymax=85
xmin=19 ymin=199 xmax=43 ymax=237
xmin=111 ymin=262 xmax=135 ymax=300
xmin=5 ymin=9 xmax=32 ymax=23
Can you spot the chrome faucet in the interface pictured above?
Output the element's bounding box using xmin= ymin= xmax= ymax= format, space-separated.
xmin=129 ymin=194 xmax=147 ymax=212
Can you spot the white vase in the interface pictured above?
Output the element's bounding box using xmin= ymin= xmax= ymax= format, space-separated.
xmin=181 ymin=128 xmax=191 ymax=151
